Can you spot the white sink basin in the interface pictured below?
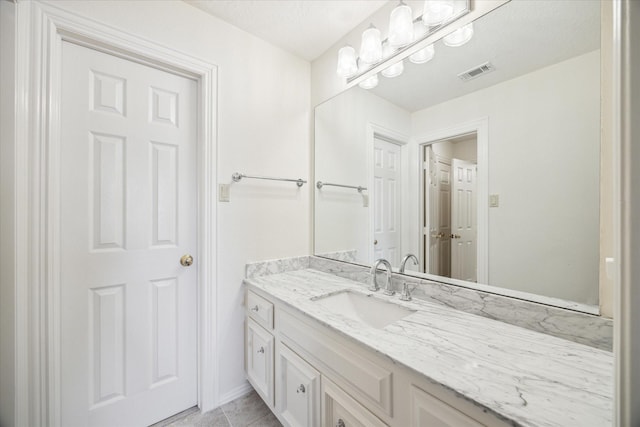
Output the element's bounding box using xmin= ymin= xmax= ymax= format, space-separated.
xmin=311 ymin=290 xmax=416 ymax=329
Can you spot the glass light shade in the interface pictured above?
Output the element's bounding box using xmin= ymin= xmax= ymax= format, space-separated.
xmin=422 ymin=0 xmax=454 ymax=26
xmin=388 ymin=2 xmax=414 ymax=48
xmin=381 ymin=43 xmax=404 ymax=78
xmin=409 ymin=22 xmax=435 ymax=64
xmin=359 ymin=25 xmax=383 ymax=64
xmin=443 ymin=22 xmax=474 ymax=47
xmin=409 ymin=44 xmax=435 ymax=64
xmin=358 ymin=73 xmax=379 ymax=89
xmin=336 ymin=46 xmax=358 ymax=78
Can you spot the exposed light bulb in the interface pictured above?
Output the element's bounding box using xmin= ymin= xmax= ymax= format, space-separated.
xmin=358 ymin=74 xmax=379 ymax=89
xmin=388 ymin=1 xmax=414 ymax=48
xmin=359 ymin=24 xmax=382 ymax=65
xmin=422 ymin=0 xmax=454 ymax=26
xmin=443 ymin=22 xmax=474 ymax=47
xmin=336 ymin=45 xmax=358 ymax=78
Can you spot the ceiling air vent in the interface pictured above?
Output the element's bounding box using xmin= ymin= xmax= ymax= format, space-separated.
xmin=457 ymin=62 xmax=495 ymax=82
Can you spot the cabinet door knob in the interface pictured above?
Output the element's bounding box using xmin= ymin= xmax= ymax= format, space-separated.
xmin=296 ymin=384 xmax=306 ymax=394
xmin=336 ymin=419 xmax=345 ymax=427
xmin=257 ymin=346 xmax=264 ymax=354
xmin=250 ymin=305 xmax=260 ymax=312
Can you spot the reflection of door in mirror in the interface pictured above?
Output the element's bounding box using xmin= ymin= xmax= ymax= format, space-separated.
xmin=451 ymin=158 xmax=477 ymax=282
xmin=424 ymin=134 xmax=477 ymax=280
xmin=373 ymin=137 xmax=401 ymax=266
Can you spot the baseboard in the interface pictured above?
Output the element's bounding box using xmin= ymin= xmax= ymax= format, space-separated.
xmin=218 ymin=381 xmax=254 ymax=406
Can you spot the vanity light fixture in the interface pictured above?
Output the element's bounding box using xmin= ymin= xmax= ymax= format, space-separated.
xmin=443 ymin=22 xmax=474 ymax=47
xmin=336 ymin=0 xmax=470 ymax=89
xmin=409 ymin=22 xmax=435 ymax=64
xmin=359 ymin=73 xmax=379 ymax=89
xmin=388 ymin=1 xmax=414 ymax=48
xmin=359 ymin=24 xmax=383 ymax=65
xmin=381 ymin=42 xmax=404 ymax=78
xmin=422 ymin=0 xmax=455 ymax=26
xmin=336 ymin=45 xmax=358 ymax=78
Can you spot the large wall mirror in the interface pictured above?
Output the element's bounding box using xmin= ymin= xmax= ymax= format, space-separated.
xmin=314 ymin=0 xmax=602 ymax=312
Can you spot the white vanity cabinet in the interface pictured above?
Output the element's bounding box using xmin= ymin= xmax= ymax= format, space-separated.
xmin=276 ymin=342 xmax=321 ymax=427
xmin=246 ymin=318 xmax=274 ymax=407
xmin=245 ymin=287 xmax=509 ymax=427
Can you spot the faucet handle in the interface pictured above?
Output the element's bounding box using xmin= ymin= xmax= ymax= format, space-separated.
xmin=399 ymin=282 xmax=417 ymax=301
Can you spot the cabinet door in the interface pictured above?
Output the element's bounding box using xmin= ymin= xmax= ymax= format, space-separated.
xmin=322 ymin=377 xmax=387 ymax=427
xmin=277 ymin=343 xmax=320 ymax=427
xmin=246 ymin=318 xmax=274 ymax=407
xmin=410 ymin=386 xmax=484 ymax=427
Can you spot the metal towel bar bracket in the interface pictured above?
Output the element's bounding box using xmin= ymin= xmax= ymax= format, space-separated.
xmin=232 ymin=173 xmax=306 ymax=187
xmin=316 ymin=181 xmax=367 ymax=193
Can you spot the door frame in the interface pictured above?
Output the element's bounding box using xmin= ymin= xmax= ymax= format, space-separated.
xmin=14 ymin=2 xmax=218 ymax=425
xmin=366 ymin=123 xmax=410 ymax=264
xmin=416 ymin=118 xmax=488 ymax=284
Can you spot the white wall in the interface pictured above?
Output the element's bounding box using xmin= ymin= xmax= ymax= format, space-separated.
xmin=315 ymin=87 xmax=411 ymax=263
xmin=6 ymin=0 xmax=310 ymax=406
xmin=411 ymin=51 xmax=601 ymax=304
xmin=0 ymin=1 xmax=16 ymax=425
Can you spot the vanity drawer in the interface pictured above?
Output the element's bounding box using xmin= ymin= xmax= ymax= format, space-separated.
xmin=322 ymin=376 xmax=387 ymax=427
xmin=410 ymin=385 xmax=484 ymax=427
xmin=247 ymin=290 xmax=274 ymax=330
xmin=279 ymin=310 xmax=393 ymax=416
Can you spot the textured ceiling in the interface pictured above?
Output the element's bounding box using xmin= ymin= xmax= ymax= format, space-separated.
xmin=185 ymin=0 xmax=389 ymax=61
xmin=368 ymin=0 xmax=601 ymax=112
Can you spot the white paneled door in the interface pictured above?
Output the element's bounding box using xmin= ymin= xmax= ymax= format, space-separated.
xmin=451 ymin=159 xmax=477 ymax=282
xmin=60 ymin=41 xmax=198 ymax=427
xmin=373 ymin=138 xmax=401 ymax=265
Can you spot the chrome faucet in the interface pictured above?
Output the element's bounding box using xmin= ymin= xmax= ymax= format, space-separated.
xmin=369 ymin=259 xmax=394 ymax=295
xmin=399 ymin=254 xmax=419 ymax=274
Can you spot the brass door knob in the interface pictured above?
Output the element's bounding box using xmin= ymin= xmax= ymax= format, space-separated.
xmin=180 ymin=254 xmax=194 ymax=267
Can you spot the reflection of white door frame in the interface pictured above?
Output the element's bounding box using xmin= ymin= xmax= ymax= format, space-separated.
xmin=14 ymin=3 xmax=218 ymax=425
xmin=366 ymin=123 xmax=409 ymax=264
xmin=417 ymin=118 xmax=488 ymax=284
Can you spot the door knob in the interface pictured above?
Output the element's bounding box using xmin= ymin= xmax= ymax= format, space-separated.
xmin=374 ymin=240 xmax=378 ymax=245
xmin=450 ymin=234 xmax=461 ymax=239
xmin=180 ymin=254 xmax=194 ymax=267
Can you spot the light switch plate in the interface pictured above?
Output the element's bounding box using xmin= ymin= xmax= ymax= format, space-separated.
xmin=219 ymin=184 xmax=230 ymax=202
xmin=489 ymin=194 xmax=499 ymax=207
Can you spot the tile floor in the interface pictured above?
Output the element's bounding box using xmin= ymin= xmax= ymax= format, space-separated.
xmin=152 ymin=389 xmax=282 ymax=427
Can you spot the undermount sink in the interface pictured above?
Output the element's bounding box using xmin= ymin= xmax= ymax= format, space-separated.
xmin=311 ymin=290 xmax=416 ymax=329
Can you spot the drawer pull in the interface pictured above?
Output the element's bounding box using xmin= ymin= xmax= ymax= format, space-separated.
xmin=257 ymin=346 xmax=265 ymax=354
xmin=336 ymin=419 xmax=345 ymax=427
xmin=296 ymin=384 xmax=306 ymax=394
xmin=250 ymin=305 xmax=260 ymax=312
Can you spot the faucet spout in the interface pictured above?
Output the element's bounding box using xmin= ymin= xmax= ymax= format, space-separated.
xmin=369 ymin=258 xmax=393 ymax=294
xmin=399 ymin=254 xmax=419 ymax=274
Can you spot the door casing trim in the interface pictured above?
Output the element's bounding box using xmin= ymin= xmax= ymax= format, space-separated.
xmin=14 ymin=2 xmax=219 ymax=425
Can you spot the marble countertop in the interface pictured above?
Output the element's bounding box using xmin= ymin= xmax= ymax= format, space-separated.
xmin=245 ymin=268 xmax=613 ymax=427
